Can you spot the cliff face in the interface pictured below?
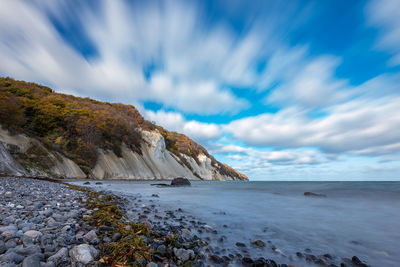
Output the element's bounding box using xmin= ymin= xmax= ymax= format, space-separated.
xmin=0 ymin=126 xmax=246 ymax=180
xmin=0 ymin=77 xmax=247 ymax=181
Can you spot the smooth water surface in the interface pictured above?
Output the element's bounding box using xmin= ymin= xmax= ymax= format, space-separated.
xmin=72 ymin=181 xmax=400 ymax=266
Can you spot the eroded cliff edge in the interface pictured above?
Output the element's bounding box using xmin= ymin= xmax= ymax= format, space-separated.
xmin=0 ymin=77 xmax=247 ymax=181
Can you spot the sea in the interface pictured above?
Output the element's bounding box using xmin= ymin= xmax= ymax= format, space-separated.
xmin=72 ymin=180 xmax=400 ymax=266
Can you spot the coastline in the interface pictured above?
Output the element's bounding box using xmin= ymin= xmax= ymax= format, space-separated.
xmin=0 ymin=177 xmax=375 ymax=267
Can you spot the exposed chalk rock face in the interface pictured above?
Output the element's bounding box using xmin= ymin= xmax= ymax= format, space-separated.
xmin=0 ymin=126 xmax=247 ymax=180
xmin=90 ymin=130 xmax=246 ymax=180
xmin=0 ymin=127 xmax=85 ymax=178
xmin=0 ymin=142 xmax=26 ymax=176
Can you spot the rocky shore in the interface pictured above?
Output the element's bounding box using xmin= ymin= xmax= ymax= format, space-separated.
xmin=0 ymin=177 xmax=99 ymax=266
xmin=0 ymin=177 xmax=370 ymax=267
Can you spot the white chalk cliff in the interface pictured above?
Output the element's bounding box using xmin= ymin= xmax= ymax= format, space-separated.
xmin=0 ymin=127 xmax=247 ymax=181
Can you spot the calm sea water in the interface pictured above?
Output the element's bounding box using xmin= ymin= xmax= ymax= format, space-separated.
xmin=73 ymin=180 xmax=400 ymax=266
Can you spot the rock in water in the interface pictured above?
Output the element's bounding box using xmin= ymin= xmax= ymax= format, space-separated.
xmin=171 ymin=177 xmax=191 ymax=186
xmin=304 ymin=192 xmax=326 ymax=197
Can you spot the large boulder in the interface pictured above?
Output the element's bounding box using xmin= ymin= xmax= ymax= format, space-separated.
xmin=171 ymin=177 xmax=191 ymax=186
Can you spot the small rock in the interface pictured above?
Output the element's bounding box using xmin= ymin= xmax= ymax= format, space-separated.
xmin=209 ymin=254 xmax=223 ymax=264
xmin=22 ymin=254 xmax=42 ymax=267
xmin=236 ymin=242 xmax=246 ymax=247
xmin=24 ymin=230 xmax=42 ymax=238
xmin=48 ymin=247 xmax=69 ymax=266
xmin=251 ymin=240 xmax=266 ymax=247
xmin=173 ymin=248 xmax=194 ymax=261
xmin=112 ymin=232 xmax=122 ymax=242
xmin=146 ymin=262 xmax=158 ymax=267
xmin=84 ymin=230 xmax=98 ymax=242
xmin=69 ymin=244 xmax=97 ymax=265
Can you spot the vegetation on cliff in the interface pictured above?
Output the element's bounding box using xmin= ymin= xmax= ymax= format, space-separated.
xmin=0 ymin=77 xmax=246 ymax=180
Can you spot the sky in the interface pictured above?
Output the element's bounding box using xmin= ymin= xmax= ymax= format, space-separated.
xmin=0 ymin=0 xmax=400 ymax=181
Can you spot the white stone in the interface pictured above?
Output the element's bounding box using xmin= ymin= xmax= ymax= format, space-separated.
xmin=24 ymin=230 xmax=42 ymax=238
xmin=69 ymin=244 xmax=96 ymax=264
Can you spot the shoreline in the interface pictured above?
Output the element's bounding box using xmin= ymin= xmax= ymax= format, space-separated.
xmin=0 ymin=176 xmax=372 ymax=267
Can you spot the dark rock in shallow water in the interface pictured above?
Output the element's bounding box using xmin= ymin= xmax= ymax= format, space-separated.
xmin=304 ymin=192 xmax=327 ymax=197
xmin=171 ymin=177 xmax=191 ymax=186
xmin=150 ymin=183 xmax=170 ymax=187
xmin=95 ymin=182 xmax=102 ymax=185
xmin=351 ymin=256 xmax=369 ymax=267
xmin=83 ymin=182 xmax=90 ymax=185
xmin=251 ymin=239 xmax=266 ymax=247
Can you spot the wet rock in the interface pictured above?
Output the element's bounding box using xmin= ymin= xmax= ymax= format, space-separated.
xmin=173 ymin=248 xmax=194 ymax=261
xmin=171 ymin=177 xmax=191 ymax=186
xmin=151 ymin=194 xmax=159 ymax=198
xmin=95 ymin=182 xmax=102 ymax=185
xmin=304 ymin=192 xmax=326 ymax=197
xmin=209 ymin=254 xmax=223 ymax=264
xmin=242 ymin=257 xmax=254 ymax=265
xmin=251 ymin=240 xmax=266 ymax=247
xmin=146 ymin=262 xmax=158 ymax=267
xmin=235 ymin=242 xmax=246 ymax=247
xmin=352 ymin=256 xmax=369 ymax=267
xmin=83 ymin=182 xmax=90 ymax=185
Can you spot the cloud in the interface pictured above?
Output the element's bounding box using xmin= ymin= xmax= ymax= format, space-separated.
xmin=147 ymin=73 xmax=248 ymax=114
xmin=144 ymin=109 xmax=221 ymax=142
xmin=216 ymin=146 xmax=329 ymax=174
xmin=225 ymin=95 xmax=400 ymax=156
xmin=366 ymin=0 xmax=400 ymax=65
xmin=0 ymin=0 xmax=253 ymax=115
xmin=261 ymin=47 xmax=351 ymax=108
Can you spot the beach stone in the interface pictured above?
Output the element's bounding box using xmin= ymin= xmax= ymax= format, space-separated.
xmin=47 ymin=247 xmax=69 ymax=266
xmin=173 ymin=248 xmax=194 ymax=261
xmin=83 ymin=230 xmax=98 ymax=242
xmin=0 ymin=252 xmax=24 ymax=264
xmin=146 ymin=263 xmax=158 ymax=267
xmin=112 ymin=232 xmax=121 ymax=242
xmin=15 ymin=245 xmax=41 ymax=256
xmin=24 ymin=230 xmax=42 ymax=238
xmin=69 ymin=244 xmax=96 ymax=264
xmin=0 ymin=240 xmax=6 ymax=254
xmin=22 ymin=254 xmax=42 ymax=267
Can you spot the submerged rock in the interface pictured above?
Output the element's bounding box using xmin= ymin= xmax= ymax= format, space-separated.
xmin=304 ymin=192 xmax=327 ymax=197
xmin=171 ymin=177 xmax=191 ymax=186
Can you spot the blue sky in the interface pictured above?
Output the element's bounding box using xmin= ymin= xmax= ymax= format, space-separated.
xmin=1 ymin=0 xmax=400 ymax=180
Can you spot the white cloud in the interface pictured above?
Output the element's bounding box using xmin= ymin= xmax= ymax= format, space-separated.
xmin=225 ymin=95 xmax=400 ymax=156
xmin=366 ymin=0 xmax=400 ymax=65
xmin=262 ymin=48 xmax=351 ymax=108
xmin=144 ymin=109 xmax=221 ymax=142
